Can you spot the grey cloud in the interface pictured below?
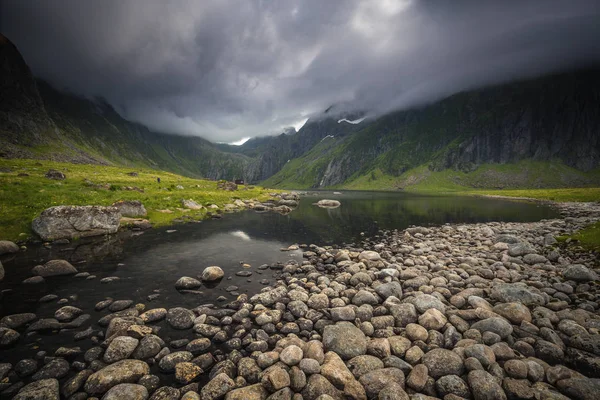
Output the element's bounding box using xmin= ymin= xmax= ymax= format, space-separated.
xmin=2 ymin=0 xmax=599 ymax=142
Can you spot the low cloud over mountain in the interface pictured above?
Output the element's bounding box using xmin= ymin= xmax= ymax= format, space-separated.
xmin=2 ymin=0 xmax=599 ymax=142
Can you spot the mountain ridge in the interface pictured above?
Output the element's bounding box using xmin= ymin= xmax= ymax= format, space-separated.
xmin=1 ymin=32 xmax=600 ymax=189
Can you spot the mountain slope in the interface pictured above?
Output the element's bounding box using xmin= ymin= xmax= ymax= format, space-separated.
xmin=219 ymin=113 xmax=366 ymax=183
xmin=37 ymin=81 xmax=251 ymax=179
xmin=0 ymin=33 xmax=250 ymax=179
xmin=264 ymin=69 xmax=600 ymax=189
xmin=0 ymin=33 xmax=56 ymax=152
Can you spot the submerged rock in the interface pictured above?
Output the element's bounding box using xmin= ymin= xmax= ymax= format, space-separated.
xmin=32 ymin=259 xmax=78 ymax=277
xmin=201 ymin=266 xmax=224 ymax=282
xmin=0 ymin=240 xmax=19 ymax=255
xmin=314 ymin=199 xmax=341 ymax=208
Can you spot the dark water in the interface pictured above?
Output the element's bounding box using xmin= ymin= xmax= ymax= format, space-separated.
xmin=0 ymin=191 xmax=558 ymax=367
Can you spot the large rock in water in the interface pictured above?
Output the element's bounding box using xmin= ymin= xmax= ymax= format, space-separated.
xmin=0 ymin=240 xmax=19 ymax=255
xmin=201 ymin=266 xmax=224 ymax=282
xmin=32 ymin=206 xmax=121 ymax=241
xmin=315 ymin=199 xmax=341 ymax=208
xmin=322 ymin=321 xmax=367 ymax=360
xmin=32 ymin=259 xmax=78 ymax=277
xmin=111 ymin=200 xmax=147 ymax=217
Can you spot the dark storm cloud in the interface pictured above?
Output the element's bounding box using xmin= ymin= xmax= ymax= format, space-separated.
xmin=2 ymin=0 xmax=600 ymax=142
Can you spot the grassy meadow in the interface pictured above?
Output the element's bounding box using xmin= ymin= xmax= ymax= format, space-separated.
xmin=0 ymin=158 xmax=275 ymax=242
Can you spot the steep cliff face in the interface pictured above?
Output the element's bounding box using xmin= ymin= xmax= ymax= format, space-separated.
xmin=265 ymin=69 xmax=600 ymax=188
xmin=429 ymin=71 xmax=600 ymax=172
xmin=221 ymin=114 xmax=365 ymax=182
xmin=0 ymin=34 xmax=56 ymax=152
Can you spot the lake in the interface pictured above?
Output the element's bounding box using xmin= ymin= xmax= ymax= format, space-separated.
xmin=0 ymin=190 xmax=559 ymax=365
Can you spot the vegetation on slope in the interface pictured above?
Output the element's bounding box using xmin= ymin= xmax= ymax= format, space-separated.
xmin=270 ymin=159 xmax=600 ymax=193
xmin=560 ymin=222 xmax=600 ymax=251
xmin=468 ymin=188 xmax=600 ymax=203
xmin=0 ymin=159 xmax=274 ymax=242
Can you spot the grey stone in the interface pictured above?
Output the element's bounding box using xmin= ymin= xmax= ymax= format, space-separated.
xmin=201 ymin=372 xmax=236 ymax=400
xmin=346 ymin=355 xmax=384 ymax=378
xmin=280 ymin=345 xmax=303 ymax=366
xmin=32 ymin=260 xmax=78 ymax=277
xmin=421 ymin=348 xmax=464 ymax=378
xmin=54 ymin=306 xmax=83 ymax=322
xmin=32 ymin=206 xmax=120 ymax=241
xmin=225 ymin=385 xmax=268 ymax=400
xmin=0 ymin=240 xmax=19 ymax=255
xmin=490 ymin=283 xmax=545 ymax=306
xmin=301 ymin=374 xmax=343 ymax=400
xmin=0 ymin=327 xmax=20 ymax=346
xmin=322 ymin=322 xmax=367 ymax=360
xmin=436 ymin=375 xmax=470 ymax=399
xmin=14 ymin=379 xmax=59 ymax=400
xmin=84 ymin=359 xmax=150 ymax=394
xmin=31 ymin=358 xmax=70 ymax=380
xmin=111 ymin=200 xmax=147 ymax=217
xmin=358 ymin=368 xmax=405 ymax=399
xmin=0 ymin=313 xmax=36 ymax=329
xmin=468 ymin=370 xmax=507 ymax=400
xmin=103 ymin=383 xmax=149 ymax=400
xmin=104 ymin=336 xmax=139 ymax=363
xmin=166 ymin=307 xmax=195 ymax=329
xmin=412 ymin=294 xmax=446 ymax=313
xmin=508 ymin=242 xmax=536 ymax=257
xmin=374 ymin=281 xmax=403 ymax=299
xmin=201 ymin=266 xmax=224 ymax=281
xmin=471 ymin=317 xmax=513 ymax=339
xmin=159 ymin=351 xmax=193 ymax=373
xmin=563 ymin=264 xmax=598 ymax=282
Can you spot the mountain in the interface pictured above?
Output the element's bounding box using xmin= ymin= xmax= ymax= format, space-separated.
xmin=1 ymin=32 xmax=600 ymax=189
xmin=0 ymin=34 xmax=56 ymax=152
xmin=261 ymin=69 xmax=600 ymax=189
xmin=0 ymin=33 xmax=249 ymax=180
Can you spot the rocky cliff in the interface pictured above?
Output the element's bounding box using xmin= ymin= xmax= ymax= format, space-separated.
xmin=263 ymin=69 xmax=600 ymax=188
xmin=0 ymin=33 xmax=56 ymax=153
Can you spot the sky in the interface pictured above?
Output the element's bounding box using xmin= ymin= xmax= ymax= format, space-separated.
xmin=2 ymin=0 xmax=600 ymax=143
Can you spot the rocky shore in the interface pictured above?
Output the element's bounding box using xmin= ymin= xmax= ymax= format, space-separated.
xmin=1 ymin=200 xmax=599 ymax=400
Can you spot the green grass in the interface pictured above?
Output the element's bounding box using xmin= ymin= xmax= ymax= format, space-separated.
xmin=569 ymin=222 xmax=600 ymax=251
xmin=467 ymin=188 xmax=600 ymax=202
xmin=558 ymin=221 xmax=600 ymax=252
xmin=334 ymin=161 xmax=600 ymax=202
xmin=0 ymin=158 xmax=276 ymax=242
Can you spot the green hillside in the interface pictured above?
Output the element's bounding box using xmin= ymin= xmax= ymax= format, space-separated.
xmin=0 ymin=158 xmax=273 ymax=242
xmin=262 ymin=70 xmax=600 ymax=190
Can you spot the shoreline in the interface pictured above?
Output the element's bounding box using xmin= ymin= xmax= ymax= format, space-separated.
xmin=0 ymin=200 xmax=599 ymax=398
